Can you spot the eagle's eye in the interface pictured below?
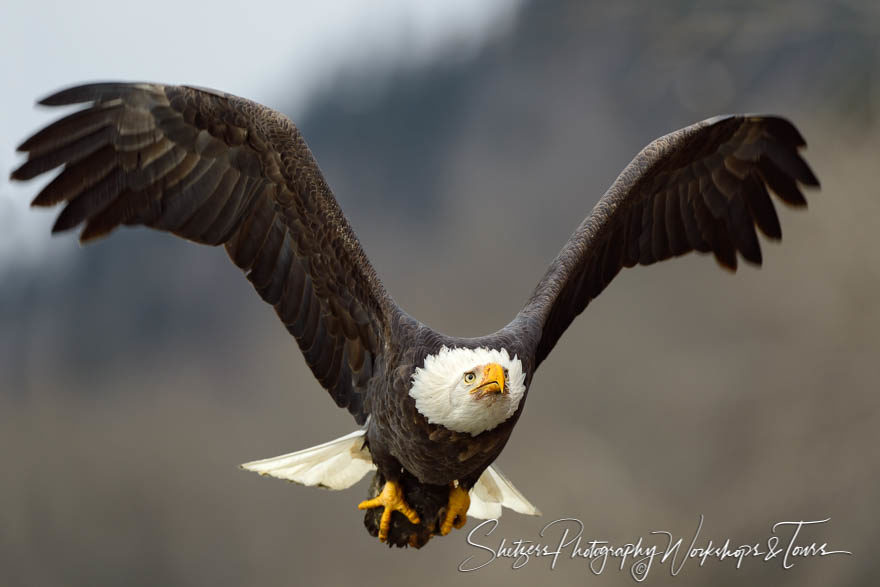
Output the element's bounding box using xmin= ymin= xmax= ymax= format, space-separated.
xmin=463 ymin=372 xmax=476 ymax=384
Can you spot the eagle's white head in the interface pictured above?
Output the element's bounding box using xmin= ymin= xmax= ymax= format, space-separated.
xmin=408 ymin=346 xmax=527 ymax=436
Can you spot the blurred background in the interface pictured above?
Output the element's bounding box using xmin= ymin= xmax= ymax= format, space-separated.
xmin=1 ymin=0 xmax=878 ymax=585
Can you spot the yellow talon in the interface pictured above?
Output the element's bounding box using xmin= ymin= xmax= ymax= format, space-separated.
xmin=440 ymin=484 xmax=471 ymax=536
xmin=358 ymin=480 xmax=420 ymax=542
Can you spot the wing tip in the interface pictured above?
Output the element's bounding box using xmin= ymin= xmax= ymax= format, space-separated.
xmin=722 ymin=113 xmax=809 ymax=149
xmin=78 ymin=225 xmax=110 ymax=244
xmin=9 ymin=164 xmax=27 ymax=181
xmin=799 ymin=165 xmax=821 ymax=188
xmin=36 ymin=81 xmax=161 ymax=106
xmin=50 ymin=217 xmax=73 ymax=236
xmin=30 ymin=195 xmax=55 ymax=208
xmin=715 ymin=256 xmax=738 ymax=273
xmin=762 ymin=115 xmax=808 ymax=148
xmin=36 ymin=83 xmax=108 ymax=106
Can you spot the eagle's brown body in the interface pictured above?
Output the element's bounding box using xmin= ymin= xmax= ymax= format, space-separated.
xmin=370 ymin=319 xmax=533 ymax=489
xmin=12 ymin=82 xmax=818 ymax=548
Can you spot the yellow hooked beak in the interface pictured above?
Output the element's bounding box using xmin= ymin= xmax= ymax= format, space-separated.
xmin=471 ymin=363 xmax=506 ymax=398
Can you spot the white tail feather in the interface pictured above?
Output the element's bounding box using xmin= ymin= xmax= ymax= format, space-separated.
xmin=469 ymin=465 xmax=541 ymax=519
xmin=240 ymin=429 xmax=375 ymax=490
xmin=241 ymin=430 xmax=540 ymax=518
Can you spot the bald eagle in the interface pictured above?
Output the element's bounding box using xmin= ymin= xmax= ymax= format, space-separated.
xmin=11 ymin=82 xmax=818 ymax=548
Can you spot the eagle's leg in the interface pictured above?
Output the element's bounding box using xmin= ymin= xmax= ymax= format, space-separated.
xmin=358 ymin=479 xmax=421 ymax=542
xmin=439 ymin=482 xmax=471 ymax=536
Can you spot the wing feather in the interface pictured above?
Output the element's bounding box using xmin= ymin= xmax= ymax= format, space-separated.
xmin=511 ymin=115 xmax=818 ymax=368
xmin=12 ymin=81 xmax=396 ymax=423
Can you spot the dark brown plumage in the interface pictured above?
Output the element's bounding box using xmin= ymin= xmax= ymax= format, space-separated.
xmin=511 ymin=115 xmax=818 ymax=368
xmin=13 ymin=82 xmax=393 ymax=424
xmin=12 ymin=82 xmax=818 ymax=548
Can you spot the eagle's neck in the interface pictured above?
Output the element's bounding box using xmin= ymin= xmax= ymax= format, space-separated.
xmin=408 ymin=346 xmax=526 ymax=436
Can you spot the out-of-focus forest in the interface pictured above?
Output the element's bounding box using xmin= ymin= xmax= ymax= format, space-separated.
xmin=2 ymin=1 xmax=878 ymax=585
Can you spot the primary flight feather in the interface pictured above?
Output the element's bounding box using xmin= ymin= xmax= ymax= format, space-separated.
xmin=11 ymin=82 xmax=818 ymax=547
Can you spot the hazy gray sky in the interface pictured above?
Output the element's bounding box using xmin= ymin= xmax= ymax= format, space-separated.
xmin=0 ymin=0 xmax=521 ymax=270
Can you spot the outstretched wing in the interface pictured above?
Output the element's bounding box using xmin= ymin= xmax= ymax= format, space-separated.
xmin=510 ymin=115 xmax=819 ymax=369
xmin=11 ymin=82 xmax=397 ymax=423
